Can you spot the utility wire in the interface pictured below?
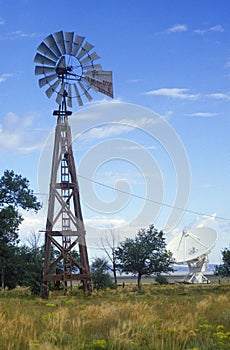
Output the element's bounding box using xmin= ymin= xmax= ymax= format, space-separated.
xmin=77 ymin=174 xmax=230 ymax=222
xmin=35 ymin=175 xmax=230 ymax=222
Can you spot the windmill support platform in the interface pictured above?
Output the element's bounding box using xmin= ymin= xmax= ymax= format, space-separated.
xmin=41 ymin=105 xmax=91 ymax=298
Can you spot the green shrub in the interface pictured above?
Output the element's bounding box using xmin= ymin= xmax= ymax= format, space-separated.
xmin=92 ymin=271 xmax=116 ymax=290
xmin=155 ymin=274 xmax=168 ymax=284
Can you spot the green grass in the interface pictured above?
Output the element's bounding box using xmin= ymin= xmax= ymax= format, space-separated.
xmin=0 ymin=283 xmax=230 ymax=349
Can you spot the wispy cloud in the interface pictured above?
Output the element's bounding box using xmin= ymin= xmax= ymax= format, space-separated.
xmin=225 ymin=59 xmax=230 ymax=68
xmin=210 ymin=24 xmax=224 ymax=32
xmin=145 ymin=88 xmax=200 ymax=100
xmin=194 ymin=24 xmax=224 ymax=35
xmin=127 ymin=79 xmax=143 ymax=84
xmin=0 ymin=73 xmax=12 ymax=83
xmin=0 ymin=30 xmax=40 ymax=40
xmin=185 ymin=112 xmax=218 ymax=118
xmin=194 ymin=29 xmax=206 ymax=36
xmin=75 ymin=114 xmax=162 ymax=143
xmin=0 ymin=17 xmax=5 ymax=25
xmin=208 ymin=92 xmax=230 ymax=100
xmin=76 ymin=122 xmax=133 ymax=142
xmin=167 ymin=24 xmax=187 ymax=33
xmin=145 ymin=87 xmax=230 ymax=102
xmin=85 ymin=216 xmax=127 ymax=229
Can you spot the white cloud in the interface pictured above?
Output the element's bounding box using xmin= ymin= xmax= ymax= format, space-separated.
xmin=195 ymin=213 xmax=217 ymax=228
xmin=145 ymin=88 xmax=200 ymax=100
xmin=208 ymin=92 xmax=230 ymax=100
xmin=127 ymin=79 xmax=143 ymax=84
xmin=76 ymin=115 xmax=161 ymax=142
xmin=0 ymin=31 xmax=40 ymax=40
xmin=194 ymin=24 xmax=224 ymax=36
xmin=194 ymin=29 xmax=206 ymax=35
xmin=0 ymin=73 xmax=12 ymax=83
xmin=0 ymin=112 xmax=45 ymax=153
xmin=119 ymin=116 xmax=159 ymax=127
xmin=167 ymin=24 xmax=187 ymax=33
xmin=19 ymin=210 xmax=45 ymax=243
xmin=85 ymin=216 xmax=127 ymax=229
xmin=79 ymin=123 xmax=132 ymax=141
xmin=159 ymin=110 xmax=174 ymax=120
xmin=185 ymin=112 xmax=218 ymax=118
xmin=0 ymin=17 xmax=5 ymax=25
xmin=210 ymin=24 xmax=224 ymax=32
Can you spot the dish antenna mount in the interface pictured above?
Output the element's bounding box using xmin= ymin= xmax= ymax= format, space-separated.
xmin=34 ymin=31 xmax=113 ymax=298
xmin=167 ymin=227 xmax=217 ymax=283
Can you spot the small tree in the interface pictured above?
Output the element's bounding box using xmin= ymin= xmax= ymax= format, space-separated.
xmin=14 ymin=244 xmax=43 ymax=294
xmin=214 ymin=247 xmax=230 ymax=277
xmin=0 ymin=170 xmax=41 ymax=290
xmin=115 ymin=225 xmax=174 ymax=289
xmin=91 ymin=257 xmax=115 ymax=290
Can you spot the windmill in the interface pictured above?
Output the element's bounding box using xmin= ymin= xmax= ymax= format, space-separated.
xmin=34 ymin=31 xmax=113 ymax=298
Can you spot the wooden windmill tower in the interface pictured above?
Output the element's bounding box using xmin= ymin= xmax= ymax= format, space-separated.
xmin=34 ymin=31 xmax=113 ymax=298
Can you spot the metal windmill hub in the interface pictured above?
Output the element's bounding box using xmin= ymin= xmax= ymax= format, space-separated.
xmin=56 ymin=55 xmax=83 ymax=80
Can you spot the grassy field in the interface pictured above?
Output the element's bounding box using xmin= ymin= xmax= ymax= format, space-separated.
xmin=0 ymin=282 xmax=230 ymax=350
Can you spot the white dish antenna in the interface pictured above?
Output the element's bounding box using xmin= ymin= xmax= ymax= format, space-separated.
xmin=167 ymin=227 xmax=217 ymax=283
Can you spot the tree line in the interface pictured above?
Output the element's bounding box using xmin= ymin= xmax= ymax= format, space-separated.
xmin=0 ymin=169 xmax=229 ymax=294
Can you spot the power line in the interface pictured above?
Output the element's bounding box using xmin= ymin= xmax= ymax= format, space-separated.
xmin=35 ymin=175 xmax=230 ymax=222
xmin=77 ymin=174 xmax=230 ymax=222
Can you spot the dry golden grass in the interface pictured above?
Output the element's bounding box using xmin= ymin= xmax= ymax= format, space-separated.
xmin=0 ymin=283 xmax=230 ymax=349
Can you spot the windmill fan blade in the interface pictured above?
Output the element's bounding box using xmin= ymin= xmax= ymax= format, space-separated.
xmin=45 ymin=79 xmax=60 ymax=98
xmin=83 ymin=63 xmax=103 ymax=71
xmin=67 ymin=84 xmax=72 ymax=108
xmin=35 ymin=65 xmax=56 ymax=75
xmin=39 ymin=73 xmax=57 ymax=88
xmin=79 ymin=52 xmax=101 ymax=65
xmin=34 ymin=53 xmax=56 ymax=67
xmin=64 ymin=32 xmax=74 ymax=55
xmin=58 ymin=56 xmax=66 ymax=68
xmin=84 ymin=70 xmax=113 ymax=98
xmin=71 ymin=35 xmax=85 ymax=56
xmin=77 ymin=41 xmax=94 ymax=60
xmin=54 ymin=31 xmax=66 ymax=54
xmin=37 ymin=42 xmax=58 ymax=62
xmin=78 ymin=80 xmax=92 ymax=102
xmin=44 ymin=34 xmax=62 ymax=57
xmin=73 ymin=83 xmax=83 ymax=106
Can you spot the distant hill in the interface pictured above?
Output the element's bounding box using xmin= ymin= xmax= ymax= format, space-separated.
xmin=172 ymin=263 xmax=216 ymax=275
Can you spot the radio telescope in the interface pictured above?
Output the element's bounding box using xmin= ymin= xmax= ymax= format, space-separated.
xmin=167 ymin=227 xmax=217 ymax=283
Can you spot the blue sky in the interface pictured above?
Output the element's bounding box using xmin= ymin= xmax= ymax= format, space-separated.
xmin=0 ymin=0 xmax=229 ymax=263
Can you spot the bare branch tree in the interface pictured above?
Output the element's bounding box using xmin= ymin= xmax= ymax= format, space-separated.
xmin=26 ymin=230 xmax=42 ymax=250
xmin=100 ymin=228 xmax=120 ymax=284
